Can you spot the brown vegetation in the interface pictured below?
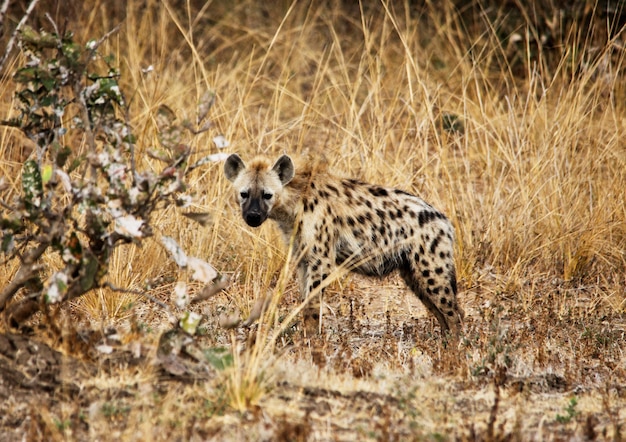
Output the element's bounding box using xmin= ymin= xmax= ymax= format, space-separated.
xmin=1 ymin=1 xmax=625 ymax=440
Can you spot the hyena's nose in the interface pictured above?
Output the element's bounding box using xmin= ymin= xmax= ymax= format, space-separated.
xmin=245 ymin=211 xmax=264 ymax=227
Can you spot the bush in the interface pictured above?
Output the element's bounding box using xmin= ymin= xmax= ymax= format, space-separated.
xmin=0 ymin=21 xmax=221 ymax=329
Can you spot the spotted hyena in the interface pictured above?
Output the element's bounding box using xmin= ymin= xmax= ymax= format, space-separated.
xmin=224 ymin=153 xmax=463 ymax=338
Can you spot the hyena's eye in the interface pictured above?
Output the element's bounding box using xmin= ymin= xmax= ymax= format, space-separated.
xmin=240 ymin=191 xmax=249 ymax=199
xmin=262 ymin=192 xmax=273 ymax=200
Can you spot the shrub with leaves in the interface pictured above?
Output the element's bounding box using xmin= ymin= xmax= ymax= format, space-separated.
xmin=0 ymin=23 xmax=222 ymax=329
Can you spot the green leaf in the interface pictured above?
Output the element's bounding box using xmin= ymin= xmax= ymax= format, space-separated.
xmin=41 ymin=75 xmax=56 ymax=92
xmin=203 ymin=347 xmax=233 ymax=371
xmin=14 ymin=66 xmax=38 ymax=83
xmin=0 ymin=216 xmax=23 ymax=231
xmin=179 ymin=311 xmax=202 ymax=335
xmin=80 ymin=253 xmax=99 ymax=291
xmin=22 ymin=160 xmax=43 ymax=216
xmin=41 ymin=164 xmax=54 ymax=185
xmin=68 ymin=156 xmax=84 ymax=173
xmin=1 ymin=234 xmax=14 ymax=254
xmin=55 ymin=145 xmax=72 ymax=168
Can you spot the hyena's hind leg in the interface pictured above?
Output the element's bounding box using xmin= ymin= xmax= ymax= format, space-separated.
xmin=399 ymin=253 xmax=463 ymax=340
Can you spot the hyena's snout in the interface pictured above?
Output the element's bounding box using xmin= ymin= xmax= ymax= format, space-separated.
xmin=244 ymin=210 xmax=265 ymax=227
xmin=242 ymin=198 xmax=267 ymax=227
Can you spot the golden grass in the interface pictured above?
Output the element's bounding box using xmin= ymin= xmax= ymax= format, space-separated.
xmin=1 ymin=0 xmax=625 ymax=440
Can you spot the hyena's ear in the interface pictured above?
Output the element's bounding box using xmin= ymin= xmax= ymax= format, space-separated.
xmin=272 ymin=155 xmax=295 ymax=185
xmin=224 ymin=154 xmax=246 ymax=182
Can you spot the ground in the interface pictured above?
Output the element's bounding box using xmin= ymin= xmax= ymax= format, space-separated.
xmin=0 ymin=274 xmax=624 ymax=441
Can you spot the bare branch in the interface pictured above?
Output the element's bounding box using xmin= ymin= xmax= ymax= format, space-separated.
xmin=102 ymin=282 xmax=173 ymax=313
xmin=190 ymin=275 xmax=230 ymax=304
xmin=0 ymin=0 xmax=11 ymax=30
xmin=0 ymin=242 xmax=47 ymax=312
xmin=0 ymin=0 xmax=40 ymax=73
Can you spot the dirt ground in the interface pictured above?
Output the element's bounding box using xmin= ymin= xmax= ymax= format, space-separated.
xmin=1 ymin=274 xmax=624 ymax=441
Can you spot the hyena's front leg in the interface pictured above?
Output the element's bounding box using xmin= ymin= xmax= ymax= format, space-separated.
xmin=297 ymin=247 xmax=334 ymax=335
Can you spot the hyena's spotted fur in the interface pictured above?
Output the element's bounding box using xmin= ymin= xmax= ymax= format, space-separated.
xmin=224 ymin=153 xmax=463 ymax=338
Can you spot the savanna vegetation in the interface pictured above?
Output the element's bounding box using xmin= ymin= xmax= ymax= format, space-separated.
xmin=0 ymin=1 xmax=625 ymax=440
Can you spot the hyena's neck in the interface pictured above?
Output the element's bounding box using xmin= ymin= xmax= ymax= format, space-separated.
xmin=269 ymin=207 xmax=298 ymax=240
xmin=269 ymin=185 xmax=307 ymax=244
xmin=268 ymin=159 xmax=323 ymax=245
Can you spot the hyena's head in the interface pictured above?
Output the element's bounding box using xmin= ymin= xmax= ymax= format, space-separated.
xmin=224 ymin=154 xmax=295 ymax=227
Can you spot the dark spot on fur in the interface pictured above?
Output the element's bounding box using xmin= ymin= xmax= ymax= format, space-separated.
xmin=450 ymin=269 xmax=457 ymax=294
xmin=430 ymin=237 xmax=440 ymax=254
xmin=427 ymin=278 xmax=436 ymax=286
xmin=342 ymin=179 xmax=356 ymax=189
xmin=422 ymin=270 xmax=430 ymax=277
xmin=394 ymin=189 xmax=413 ymax=197
xmin=369 ymin=187 xmax=388 ymax=197
xmin=435 ymin=267 xmax=444 ymax=275
xmin=418 ymin=211 xmax=434 ymax=227
xmin=347 ymin=216 xmax=355 ymax=227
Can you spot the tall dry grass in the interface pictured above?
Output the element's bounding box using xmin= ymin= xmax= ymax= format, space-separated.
xmin=1 ymin=0 xmax=625 ymax=438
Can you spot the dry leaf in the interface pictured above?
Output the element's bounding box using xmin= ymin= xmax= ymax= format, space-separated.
xmin=218 ymin=312 xmax=241 ymax=329
xmin=242 ymin=293 xmax=273 ymax=326
xmin=188 ymin=257 xmax=218 ymax=283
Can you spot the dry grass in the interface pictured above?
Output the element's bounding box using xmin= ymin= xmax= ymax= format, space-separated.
xmin=1 ymin=0 xmax=625 ymax=440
